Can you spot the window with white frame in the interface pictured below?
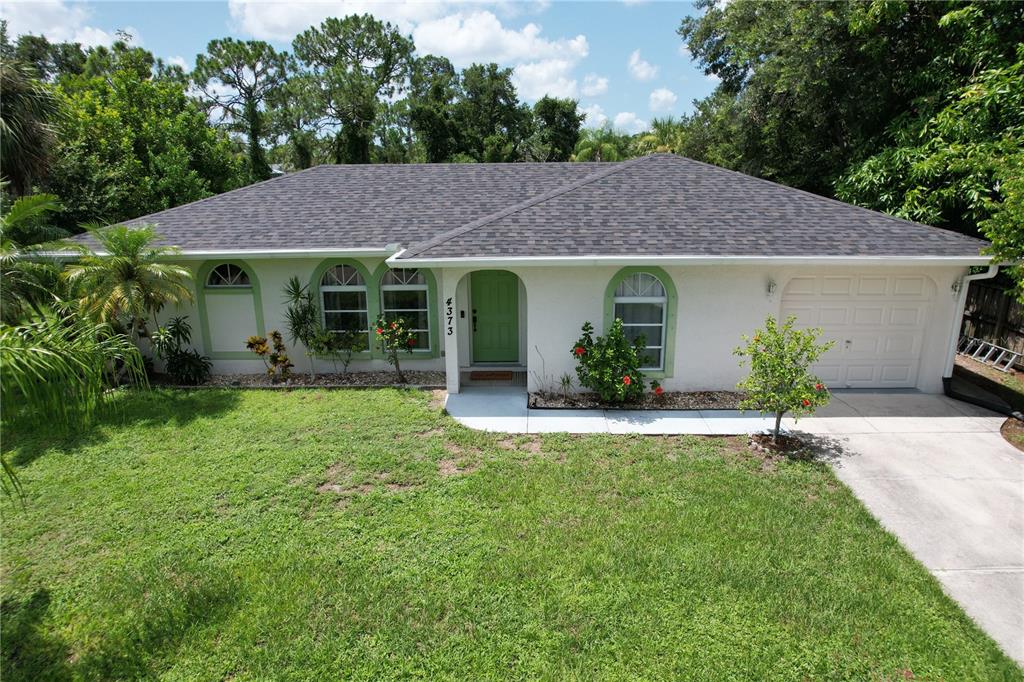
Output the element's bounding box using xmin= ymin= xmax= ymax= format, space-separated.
xmin=320 ymin=264 xmax=368 ymax=343
xmin=380 ymin=268 xmax=429 ymax=351
xmin=206 ymin=263 xmax=251 ymax=287
xmin=613 ymin=272 xmax=667 ymax=370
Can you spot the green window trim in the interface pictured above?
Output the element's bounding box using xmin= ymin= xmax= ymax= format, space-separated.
xmin=371 ymin=263 xmax=442 ymax=359
xmin=603 ymin=266 xmax=678 ymax=380
xmin=197 ymin=260 xmax=265 ymax=360
xmin=310 ymin=258 xmax=377 ymax=360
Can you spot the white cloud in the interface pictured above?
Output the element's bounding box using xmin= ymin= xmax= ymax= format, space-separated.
xmin=227 ymin=0 xmax=451 ymax=42
xmin=678 ymin=44 xmax=691 ymax=58
xmin=627 ymin=49 xmax=657 ymax=81
xmin=648 ymin=87 xmax=677 ymax=112
xmin=581 ymin=73 xmax=608 ymax=97
xmin=413 ymin=11 xmax=587 ymax=67
xmin=581 ymin=103 xmax=607 ymax=128
xmin=167 ymin=56 xmax=190 ymax=70
xmin=0 ymin=0 xmax=136 ymax=47
xmin=513 ymin=58 xmax=578 ymax=99
xmin=706 ymin=72 xmax=721 ymax=82
xmin=613 ymin=111 xmax=648 ymax=134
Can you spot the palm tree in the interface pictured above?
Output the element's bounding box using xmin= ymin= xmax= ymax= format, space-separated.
xmin=633 ymin=117 xmax=685 ymax=155
xmin=0 ymin=192 xmax=68 ymax=324
xmin=572 ymin=125 xmax=630 ymax=162
xmin=64 ymin=224 xmax=194 ymax=340
xmin=0 ymin=60 xmax=60 ymax=196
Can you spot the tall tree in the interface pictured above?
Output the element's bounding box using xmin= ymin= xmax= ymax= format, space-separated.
xmin=530 ymin=96 xmax=584 ymax=162
xmin=407 ymin=55 xmax=460 ymax=163
xmin=572 ymin=125 xmax=631 ymax=162
xmin=453 ymin=63 xmax=530 ymax=162
xmin=267 ymin=64 xmax=322 ymax=170
xmin=193 ymin=38 xmax=288 ymax=181
xmin=0 ymin=60 xmax=60 ymax=195
xmin=293 ymin=14 xmax=414 ymax=164
xmin=44 ymin=63 xmax=245 ymax=230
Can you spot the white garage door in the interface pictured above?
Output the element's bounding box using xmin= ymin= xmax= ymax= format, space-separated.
xmin=781 ymin=275 xmax=935 ymax=388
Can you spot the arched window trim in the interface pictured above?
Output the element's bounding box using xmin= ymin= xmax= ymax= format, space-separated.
xmin=196 ymin=260 xmax=265 ymax=360
xmin=379 ymin=268 xmax=431 ymax=352
xmin=318 ymin=264 xmax=370 ymax=346
xmin=206 ymin=263 xmax=252 ymax=288
xmin=603 ymin=266 xmax=678 ymax=379
xmin=310 ymin=260 xmax=377 ymax=359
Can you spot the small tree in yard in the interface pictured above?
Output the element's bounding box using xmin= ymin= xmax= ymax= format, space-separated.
xmin=283 ymin=276 xmax=322 ymax=380
xmin=734 ymin=315 xmax=834 ymax=443
xmin=572 ymin=319 xmax=646 ymax=403
xmin=375 ymin=315 xmax=416 ymax=383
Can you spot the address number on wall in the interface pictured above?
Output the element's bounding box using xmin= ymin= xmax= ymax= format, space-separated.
xmin=446 ymin=297 xmax=454 ymax=336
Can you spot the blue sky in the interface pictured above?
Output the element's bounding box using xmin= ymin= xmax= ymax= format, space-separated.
xmin=2 ymin=1 xmax=720 ymax=133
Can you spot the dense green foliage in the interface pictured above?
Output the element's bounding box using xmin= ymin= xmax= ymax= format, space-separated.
xmin=3 ymin=389 xmax=1021 ymax=678
xmin=572 ymin=319 xmax=647 ymax=403
xmin=374 ymin=315 xmax=416 ymax=382
xmin=734 ymin=316 xmax=834 ymax=440
xmin=150 ymin=316 xmax=212 ymax=386
xmin=678 ymin=0 xmax=1024 ymax=287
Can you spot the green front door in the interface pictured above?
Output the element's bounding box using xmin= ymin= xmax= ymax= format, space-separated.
xmin=471 ymin=270 xmax=519 ymax=363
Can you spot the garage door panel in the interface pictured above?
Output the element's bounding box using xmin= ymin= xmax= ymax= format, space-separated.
xmin=782 ymin=274 xmax=932 ymax=389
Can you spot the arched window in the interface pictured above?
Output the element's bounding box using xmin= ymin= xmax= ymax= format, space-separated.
xmin=206 ymin=263 xmax=251 ymax=287
xmin=320 ymin=264 xmax=368 ymax=342
xmin=613 ymin=271 xmax=667 ymax=370
xmin=380 ymin=269 xmax=430 ymax=350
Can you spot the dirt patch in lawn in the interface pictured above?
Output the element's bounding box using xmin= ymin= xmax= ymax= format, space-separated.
xmin=428 ymin=389 xmax=447 ymax=411
xmin=437 ymin=457 xmax=479 ymax=477
xmin=529 ymin=390 xmax=744 ymax=410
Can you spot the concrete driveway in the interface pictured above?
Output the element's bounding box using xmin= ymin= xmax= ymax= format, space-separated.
xmin=821 ymin=392 xmax=1024 ymax=665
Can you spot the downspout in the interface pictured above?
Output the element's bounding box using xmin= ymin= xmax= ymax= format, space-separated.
xmin=941 ymin=263 xmax=1019 ymax=416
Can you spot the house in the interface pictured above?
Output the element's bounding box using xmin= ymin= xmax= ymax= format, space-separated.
xmin=112 ymin=153 xmax=990 ymax=394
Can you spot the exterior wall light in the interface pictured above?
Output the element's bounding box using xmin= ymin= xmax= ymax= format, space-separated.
xmin=766 ymin=279 xmax=777 ymax=299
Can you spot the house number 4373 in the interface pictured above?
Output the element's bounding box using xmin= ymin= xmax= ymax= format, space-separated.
xmin=446 ymin=297 xmax=454 ymax=335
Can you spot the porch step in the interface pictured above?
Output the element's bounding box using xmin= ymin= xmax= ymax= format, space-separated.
xmin=470 ymin=371 xmax=513 ymax=381
xmin=462 ymin=371 xmax=528 ymax=387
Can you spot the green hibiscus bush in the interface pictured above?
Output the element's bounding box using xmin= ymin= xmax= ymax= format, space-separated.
xmin=571 ymin=319 xmax=646 ymax=403
xmin=375 ymin=315 xmax=417 ymax=383
xmin=734 ymin=315 xmax=834 ymax=442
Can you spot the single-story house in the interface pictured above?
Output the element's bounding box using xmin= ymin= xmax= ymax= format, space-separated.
xmin=108 ymin=153 xmax=991 ymax=394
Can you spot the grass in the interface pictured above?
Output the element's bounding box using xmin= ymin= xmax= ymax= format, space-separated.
xmin=2 ymin=388 xmax=1020 ymax=680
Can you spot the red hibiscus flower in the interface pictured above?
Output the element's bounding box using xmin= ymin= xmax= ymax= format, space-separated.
xmin=375 ymin=328 xmax=383 ymax=335
xmin=623 ymin=375 xmax=631 ymax=386
xmin=574 ymin=346 xmax=585 ymax=356
xmin=407 ymin=338 xmax=415 ymax=346
xmin=390 ymin=322 xmax=397 ymax=330
xmin=802 ymin=398 xmax=811 ymax=407
xmin=815 ymin=383 xmax=824 ymax=391
xmin=654 ymin=386 xmax=664 ymax=395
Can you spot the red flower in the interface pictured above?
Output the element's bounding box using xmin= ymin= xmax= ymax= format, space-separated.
xmin=390 ymin=322 xmax=397 ymax=330
xmin=654 ymin=386 xmax=664 ymax=395
xmin=574 ymin=346 xmax=585 ymax=356
xmin=623 ymin=375 xmax=631 ymax=386
xmin=815 ymin=383 xmax=824 ymax=391
xmin=407 ymin=338 xmax=415 ymax=346
xmin=802 ymin=398 xmax=811 ymax=407
xmin=375 ymin=328 xmax=383 ymax=335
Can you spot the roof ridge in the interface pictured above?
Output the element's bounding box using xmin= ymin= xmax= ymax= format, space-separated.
xmin=399 ymin=155 xmax=656 ymax=259
xmin=671 ymin=155 xmax=988 ymax=245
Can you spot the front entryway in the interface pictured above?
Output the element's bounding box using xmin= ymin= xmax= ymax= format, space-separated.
xmin=471 ymin=270 xmax=519 ymax=363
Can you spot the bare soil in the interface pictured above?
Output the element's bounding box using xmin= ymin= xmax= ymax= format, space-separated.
xmin=528 ymin=390 xmax=744 ymax=410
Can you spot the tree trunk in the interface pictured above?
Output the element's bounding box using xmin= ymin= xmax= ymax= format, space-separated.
xmin=393 ymin=352 xmax=405 ymax=383
xmin=773 ymin=411 xmax=784 ymax=443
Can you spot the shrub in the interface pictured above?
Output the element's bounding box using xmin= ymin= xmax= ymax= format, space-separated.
xmin=734 ymin=315 xmax=834 ymax=442
xmin=571 ymin=319 xmax=646 ymax=403
xmin=374 ymin=315 xmax=416 ymax=383
xmin=319 ymin=329 xmax=367 ymax=374
xmin=283 ymin=276 xmax=322 ymax=379
xmin=150 ymin=316 xmax=212 ymax=385
xmin=246 ymin=330 xmax=294 ymax=382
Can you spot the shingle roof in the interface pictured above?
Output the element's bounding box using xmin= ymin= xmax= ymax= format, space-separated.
xmin=114 ymin=162 xmax=597 ymax=251
xmin=398 ymin=154 xmax=988 ymax=259
xmin=93 ymin=153 xmax=987 ymax=259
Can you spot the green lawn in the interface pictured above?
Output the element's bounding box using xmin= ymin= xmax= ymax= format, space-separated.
xmin=2 ymin=389 xmax=1020 ymax=680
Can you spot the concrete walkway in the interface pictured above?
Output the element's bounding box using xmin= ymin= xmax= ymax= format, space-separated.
xmin=446 ymin=388 xmax=1024 ymax=664
xmin=444 ymin=386 xmax=1005 ymax=436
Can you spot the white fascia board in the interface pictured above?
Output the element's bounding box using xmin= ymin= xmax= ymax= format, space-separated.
xmin=46 ymin=247 xmax=399 ymax=260
xmin=386 ymin=254 xmax=992 ymax=268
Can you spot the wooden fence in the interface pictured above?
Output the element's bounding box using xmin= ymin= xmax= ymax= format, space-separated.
xmin=960 ymin=280 xmax=1024 ymax=368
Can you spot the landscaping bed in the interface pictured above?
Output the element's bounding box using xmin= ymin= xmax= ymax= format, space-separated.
xmin=528 ymin=389 xmax=744 ymax=410
xmin=156 ymin=370 xmax=447 ymax=389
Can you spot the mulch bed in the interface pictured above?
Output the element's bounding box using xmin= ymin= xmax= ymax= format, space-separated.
xmin=1000 ymin=417 xmax=1024 ymax=453
xmin=749 ymin=432 xmax=809 ymax=456
xmin=528 ymin=390 xmax=744 ymax=411
xmin=154 ymin=371 xmax=447 ymax=389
